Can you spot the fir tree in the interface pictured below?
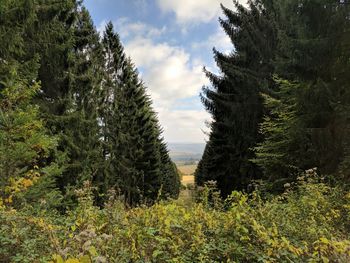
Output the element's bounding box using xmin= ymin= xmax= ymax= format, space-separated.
xmin=253 ymin=79 xmax=314 ymax=190
xmin=1 ymin=1 xmax=108 ymax=206
xmin=1 ymin=0 xmax=179 ymax=206
xmin=101 ymin=23 xmax=179 ymax=205
xmin=0 ymin=0 xmax=67 ymax=207
xmin=0 ymin=67 xmax=63 ymax=208
xmin=256 ymin=0 xmax=350 ymax=183
xmin=0 ymin=0 xmax=38 ymax=88
xmin=196 ymin=1 xmax=277 ymax=197
xmin=159 ymin=140 xmax=181 ymax=199
xmin=57 ymin=6 xmax=105 ymax=196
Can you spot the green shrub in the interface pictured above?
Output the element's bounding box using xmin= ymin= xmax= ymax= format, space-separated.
xmin=1 ymin=173 xmax=349 ymax=262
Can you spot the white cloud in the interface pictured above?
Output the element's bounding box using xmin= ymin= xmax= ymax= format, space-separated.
xmin=156 ymin=0 xmax=247 ymax=24
xmin=98 ymin=19 xmax=212 ymax=142
xmin=97 ymin=19 xmax=107 ymax=35
xmin=156 ymin=108 xmax=211 ymax=143
xmin=96 ymin=18 xmax=166 ymax=39
xmin=124 ymin=37 xmax=209 ymax=107
xmin=115 ymin=18 xmax=166 ymax=39
xmin=114 ymin=22 xmax=212 ymax=142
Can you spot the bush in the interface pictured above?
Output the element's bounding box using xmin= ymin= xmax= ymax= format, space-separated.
xmin=1 ymin=173 xmax=349 ymax=262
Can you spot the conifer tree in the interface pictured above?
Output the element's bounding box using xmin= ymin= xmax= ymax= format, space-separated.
xmin=29 ymin=2 xmax=108 ymax=202
xmin=1 ymin=0 xmax=108 ymax=204
xmin=15 ymin=0 xmax=82 ymax=204
xmin=0 ymin=0 xmax=66 ymax=208
xmin=159 ymin=140 xmax=181 ymax=199
xmin=57 ymin=6 xmax=105 ymax=196
xmin=0 ymin=0 xmax=37 ymax=88
xmin=1 ymin=0 xmax=179 ymax=206
xmin=254 ymin=0 xmax=350 ymax=184
xmin=196 ymin=1 xmax=277 ymax=197
xmin=0 ymin=67 xmax=63 ymax=208
xmin=101 ymin=23 xmax=179 ymax=205
xmin=253 ymin=79 xmax=312 ymax=190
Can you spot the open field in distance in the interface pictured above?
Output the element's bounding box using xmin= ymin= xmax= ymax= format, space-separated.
xmin=177 ymin=164 xmax=197 ymax=175
xmin=177 ymin=164 xmax=196 ymax=186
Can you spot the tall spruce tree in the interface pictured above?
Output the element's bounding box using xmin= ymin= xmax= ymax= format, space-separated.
xmin=253 ymin=79 xmax=311 ymax=190
xmin=21 ymin=1 xmax=107 ymax=206
xmin=57 ymin=6 xmax=105 ymax=199
xmin=0 ymin=0 xmax=68 ymax=208
xmin=195 ymin=1 xmax=277 ymax=197
xmin=1 ymin=0 xmax=108 ymax=206
xmin=19 ymin=0 xmax=82 ymax=205
xmin=1 ymin=0 xmax=179 ymax=206
xmin=253 ymin=0 xmax=350 ymax=186
xmin=0 ymin=0 xmax=38 ymax=88
xmin=101 ymin=23 xmax=179 ymax=205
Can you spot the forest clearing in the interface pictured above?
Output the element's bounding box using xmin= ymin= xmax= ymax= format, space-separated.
xmin=1 ymin=0 xmax=350 ymax=262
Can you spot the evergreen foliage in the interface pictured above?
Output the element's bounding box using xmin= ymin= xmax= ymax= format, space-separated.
xmin=252 ymin=0 xmax=350 ymax=187
xmin=0 ymin=0 xmax=37 ymax=87
xmin=253 ymin=79 xmax=312 ymax=190
xmin=198 ymin=0 xmax=350 ymax=192
xmin=100 ymin=22 xmax=179 ymax=206
xmin=0 ymin=69 xmax=63 ymax=208
xmin=271 ymin=0 xmax=350 ymax=177
xmin=57 ymin=6 xmax=105 ymax=201
xmin=0 ymin=1 xmax=178 ymax=207
xmin=195 ymin=0 xmax=277 ymax=197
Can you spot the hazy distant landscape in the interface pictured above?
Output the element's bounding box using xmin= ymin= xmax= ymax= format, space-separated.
xmin=168 ymin=143 xmax=205 ymax=164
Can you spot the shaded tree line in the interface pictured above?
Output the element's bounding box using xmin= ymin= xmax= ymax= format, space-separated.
xmin=0 ymin=0 xmax=180 ymax=209
xmin=196 ymin=0 xmax=350 ymax=196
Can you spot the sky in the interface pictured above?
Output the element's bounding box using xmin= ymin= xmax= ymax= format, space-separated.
xmin=84 ymin=0 xmax=242 ymax=143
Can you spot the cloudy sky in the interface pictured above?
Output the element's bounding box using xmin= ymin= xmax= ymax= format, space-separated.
xmin=84 ymin=0 xmax=238 ymax=143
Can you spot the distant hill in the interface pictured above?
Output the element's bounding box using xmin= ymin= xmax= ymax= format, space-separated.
xmin=168 ymin=143 xmax=205 ymax=164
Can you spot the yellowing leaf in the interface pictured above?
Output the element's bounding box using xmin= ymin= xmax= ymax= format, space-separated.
xmin=88 ymin=246 xmax=97 ymax=257
xmin=319 ymin=237 xmax=329 ymax=244
xmin=79 ymin=255 xmax=92 ymax=263
xmin=22 ymin=178 xmax=34 ymax=188
xmin=5 ymin=196 xmax=13 ymax=204
xmin=52 ymin=254 xmax=64 ymax=263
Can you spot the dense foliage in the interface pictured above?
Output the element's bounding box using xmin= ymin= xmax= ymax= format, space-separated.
xmin=99 ymin=23 xmax=179 ymax=205
xmin=196 ymin=1 xmax=277 ymax=197
xmin=196 ymin=0 xmax=350 ymax=193
xmin=0 ymin=0 xmax=179 ymax=208
xmin=259 ymin=0 xmax=350 ymax=182
xmin=1 ymin=0 xmax=350 ymax=262
xmin=0 ymin=70 xmax=63 ymax=209
xmin=1 ymin=172 xmax=349 ymax=262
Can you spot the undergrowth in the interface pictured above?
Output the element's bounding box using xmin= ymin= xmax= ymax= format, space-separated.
xmin=0 ymin=170 xmax=349 ymax=262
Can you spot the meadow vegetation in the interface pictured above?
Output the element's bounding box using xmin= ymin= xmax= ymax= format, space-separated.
xmin=1 ymin=170 xmax=349 ymax=262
